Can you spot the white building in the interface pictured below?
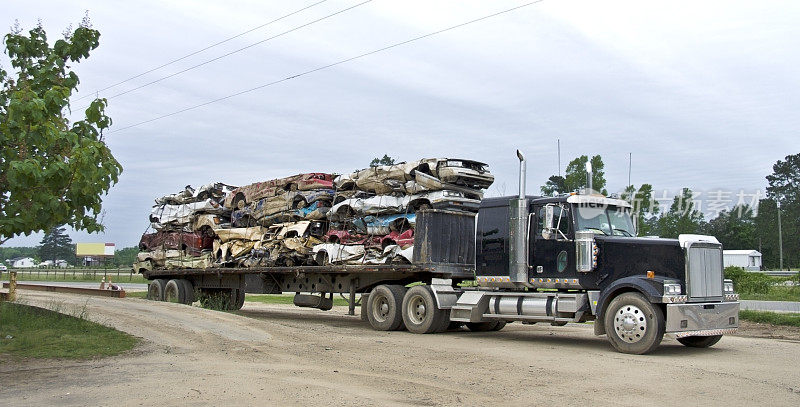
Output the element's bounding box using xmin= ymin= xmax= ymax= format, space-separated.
xmin=723 ymin=250 xmax=762 ymax=271
xmin=10 ymin=257 xmax=36 ymax=268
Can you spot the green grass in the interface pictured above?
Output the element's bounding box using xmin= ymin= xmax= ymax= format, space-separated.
xmin=246 ymin=293 xmax=351 ymax=307
xmin=740 ymin=310 xmax=800 ymax=327
xmin=4 ymin=270 xmax=146 ymax=284
xmin=0 ymin=302 xmax=138 ymax=359
xmin=126 ymin=291 xmax=148 ymax=299
xmin=739 ymin=286 xmax=800 ymax=302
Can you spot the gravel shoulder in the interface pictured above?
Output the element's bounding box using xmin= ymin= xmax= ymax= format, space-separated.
xmin=2 ymin=291 xmax=799 ymax=406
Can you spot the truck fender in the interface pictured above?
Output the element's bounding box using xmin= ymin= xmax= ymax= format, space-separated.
xmin=429 ymin=278 xmax=459 ymax=310
xmin=593 ymin=276 xmax=665 ymax=336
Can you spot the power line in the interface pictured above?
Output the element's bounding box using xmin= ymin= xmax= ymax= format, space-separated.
xmin=111 ymin=0 xmax=545 ymax=134
xmin=89 ymin=0 xmax=372 ymax=108
xmin=74 ymin=0 xmax=330 ymax=102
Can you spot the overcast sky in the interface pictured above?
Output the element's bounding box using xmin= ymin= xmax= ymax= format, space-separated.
xmin=2 ymin=0 xmax=798 ymax=248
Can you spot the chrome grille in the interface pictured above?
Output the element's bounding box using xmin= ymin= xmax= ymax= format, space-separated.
xmin=686 ymin=244 xmax=723 ymax=301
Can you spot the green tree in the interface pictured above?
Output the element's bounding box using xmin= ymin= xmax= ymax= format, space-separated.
xmin=705 ymin=205 xmax=757 ymax=250
xmin=110 ymin=246 xmax=138 ymax=268
xmin=541 ymin=155 xmax=607 ymax=195
xmin=622 ymin=184 xmax=659 ymax=236
xmin=657 ymin=188 xmax=706 ymax=238
xmin=38 ymin=226 xmax=75 ymax=265
xmin=0 ymin=17 xmax=122 ymax=245
xmin=369 ymin=154 xmax=395 ymax=167
xmin=755 ymin=153 xmax=799 ymax=269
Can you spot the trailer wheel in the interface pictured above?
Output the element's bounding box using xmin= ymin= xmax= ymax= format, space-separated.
xmin=604 ymin=292 xmax=665 ymax=354
xmin=360 ymin=293 xmax=369 ymax=322
xmin=402 ymin=285 xmax=446 ymax=334
xmin=175 ymin=279 xmax=195 ymax=305
xmin=164 ymin=280 xmax=186 ymax=303
xmin=367 ymin=285 xmax=406 ymax=331
xmin=677 ymin=335 xmax=722 ymax=348
xmin=466 ymin=321 xmax=501 ymax=332
xmin=231 ymin=289 xmax=246 ymax=310
xmin=147 ymin=279 xmax=167 ymax=301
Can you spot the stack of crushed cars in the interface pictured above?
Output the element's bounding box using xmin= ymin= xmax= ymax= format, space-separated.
xmin=133 ymin=158 xmax=493 ymax=272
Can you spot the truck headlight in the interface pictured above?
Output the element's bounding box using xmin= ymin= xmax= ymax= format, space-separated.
xmin=723 ymin=279 xmax=735 ymax=294
xmin=664 ymin=283 xmax=682 ymax=295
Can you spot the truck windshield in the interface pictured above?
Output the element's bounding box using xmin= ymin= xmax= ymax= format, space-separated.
xmin=574 ymin=205 xmax=635 ymax=237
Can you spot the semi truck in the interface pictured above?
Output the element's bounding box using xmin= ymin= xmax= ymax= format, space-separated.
xmin=140 ymin=151 xmax=740 ymax=354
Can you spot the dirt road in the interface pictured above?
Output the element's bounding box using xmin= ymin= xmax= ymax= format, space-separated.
xmin=2 ymin=291 xmax=799 ymax=406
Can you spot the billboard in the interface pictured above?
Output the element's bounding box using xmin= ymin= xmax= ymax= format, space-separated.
xmin=76 ymin=243 xmax=115 ymax=257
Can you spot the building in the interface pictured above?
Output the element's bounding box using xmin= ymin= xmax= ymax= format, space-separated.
xmin=9 ymin=257 xmax=36 ymax=268
xmin=723 ymin=250 xmax=762 ymax=271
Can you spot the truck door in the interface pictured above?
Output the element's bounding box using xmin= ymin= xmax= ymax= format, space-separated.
xmin=530 ymin=203 xmax=575 ymax=279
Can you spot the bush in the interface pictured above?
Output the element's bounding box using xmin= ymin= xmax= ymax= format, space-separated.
xmin=724 ymin=266 xmax=774 ymax=295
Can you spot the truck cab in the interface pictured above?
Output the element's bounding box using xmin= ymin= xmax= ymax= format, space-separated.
xmin=451 ymin=190 xmax=740 ymax=354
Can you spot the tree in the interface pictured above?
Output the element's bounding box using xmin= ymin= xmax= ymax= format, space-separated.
xmin=369 ymin=154 xmax=395 ymax=167
xmin=657 ymin=188 xmax=706 ymax=238
xmin=622 ymin=184 xmax=659 ymax=236
xmin=704 ymin=205 xmax=757 ymax=250
xmin=38 ymin=225 xmax=74 ymax=264
xmin=755 ymin=153 xmax=799 ymax=268
xmin=110 ymin=246 xmax=138 ymax=268
xmin=541 ymin=155 xmax=607 ymax=195
xmin=0 ymin=17 xmax=122 ymax=245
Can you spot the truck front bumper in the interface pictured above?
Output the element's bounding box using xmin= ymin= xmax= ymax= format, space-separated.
xmin=665 ymin=301 xmax=739 ymax=337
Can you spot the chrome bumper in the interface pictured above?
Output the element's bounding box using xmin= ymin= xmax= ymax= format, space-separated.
xmin=665 ymin=301 xmax=739 ymax=335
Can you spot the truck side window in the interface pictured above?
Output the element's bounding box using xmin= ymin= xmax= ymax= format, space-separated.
xmin=538 ymin=204 xmax=571 ymax=240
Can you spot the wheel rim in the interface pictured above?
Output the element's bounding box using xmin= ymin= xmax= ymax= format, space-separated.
xmin=373 ymin=295 xmax=390 ymax=322
xmin=407 ymin=295 xmax=426 ymax=325
xmin=614 ymin=304 xmax=647 ymax=343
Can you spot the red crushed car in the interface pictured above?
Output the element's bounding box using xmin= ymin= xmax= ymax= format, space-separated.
xmin=139 ymin=231 xmax=214 ymax=256
xmin=224 ymin=173 xmax=335 ymax=209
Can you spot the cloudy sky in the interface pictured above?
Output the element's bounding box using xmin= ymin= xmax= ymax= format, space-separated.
xmin=2 ymin=0 xmax=798 ymax=247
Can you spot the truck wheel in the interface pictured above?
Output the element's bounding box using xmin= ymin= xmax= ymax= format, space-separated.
xmin=367 ymin=285 xmax=406 ymax=331
xmin=492 ymin=321 xmax=507 ymax=331
xmin=466 ymin=321 xmax=500 ymax=332
xmin=677 ymin=335 xmax=722 ymax=348
xmin=402 ymin=285 xmax=446 ymax=334
xmin=604 ymin=292 xmax=665 ymax=355
xmin=360 ymin=293 xmax=369 ymax=322
xmin=174 ymin=279 xmax=195 ymax=305
xmin=164 ymin=280 xmax=187 ymax=304
xmin=147 ymin=279 xmax=167 ymax=301
xmin=230 ymin=289 xmax=246 ymax=310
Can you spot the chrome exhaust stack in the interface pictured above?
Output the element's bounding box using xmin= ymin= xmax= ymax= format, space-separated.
xmin=509 ymin=150 xmax=529 ymax=284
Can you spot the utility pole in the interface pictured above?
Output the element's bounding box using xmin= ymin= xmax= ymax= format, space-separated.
xmin=557 ymin=139 xmax=561 ymax=178
xmin=628 ymin=152 xmax=632 ymax=188
xmin=777 ymin=200 xmax=784 ymax=270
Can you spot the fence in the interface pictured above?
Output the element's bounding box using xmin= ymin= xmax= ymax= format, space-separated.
xmin=2 ymin=267 xmax=141 ymax=282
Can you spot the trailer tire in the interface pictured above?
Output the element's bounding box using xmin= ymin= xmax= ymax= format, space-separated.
xmin=164 ymin=279 xmax=185 ymax=303
xmin=176 ymin=279 xmax=195 ymax=305
xmin=604 ymin=292 xmax=665 ymax=354
xmin=230 ymin=289 xmax=246 ymax=310
xmin=402 ymin=285 xmax=446 ymax=334
xmin=677 ymin=335 xmax=722 ymax=348
xmin=466 ymin=321 xmax=501 ymax=332
xmin=367 ymin=285 xmax=406 ymax=331
xmin=147 ymin=279 xmax=167 ymax=301
xmin=360 ymin=293 xmax=369 ymax=322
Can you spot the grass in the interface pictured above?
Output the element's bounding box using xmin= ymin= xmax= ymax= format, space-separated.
xmin=127 ymin=291 xmax=148 ymax=299
xmin=740 ymin=310 xmax=800 ymax=327
xmin=246 ymin=293 xmax=351 ymax=307
xmin=0 ymin=302 xmax=138 ymax=359
xmin=739 ymin=286 xmax=800 ymax=302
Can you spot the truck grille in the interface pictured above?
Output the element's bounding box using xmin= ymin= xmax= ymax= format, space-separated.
xmin=686 ymin=244 xmax=723 ymax=301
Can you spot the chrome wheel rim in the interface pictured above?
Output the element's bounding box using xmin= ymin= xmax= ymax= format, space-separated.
xmin=614 ymin=304 xmax=647 ymax=343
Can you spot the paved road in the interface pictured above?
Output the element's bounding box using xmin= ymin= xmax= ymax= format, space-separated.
xmin=2 ymin=290 xmax=799 ymax=406
xmin=742 ymin=300 xmax=800 ymax=313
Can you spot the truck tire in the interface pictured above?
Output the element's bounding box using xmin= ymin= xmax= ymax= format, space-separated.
xmin=466 ymin=321 xmax=501 ymax=332
xmin=230 ymin=289 xmax=246 ymax=310
xmin=360 ymin=293 xmax=369 ymax=322
xmin=367 ymin=285 xmax=406 ymax=331
xmin=164 ymin=280 xmax=185 ymax=304
xmin=176 ymin=279 xmax=195 ymax=305
xmin=604 ymin=292 xmax=665 ymax=355
xmin=402 ymin=285 xmax=446 ymax=334
xmin=147 ymin=279 xmax=167 ymax=301
xmin=677 ymin=335 xmax=722 ymax=348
